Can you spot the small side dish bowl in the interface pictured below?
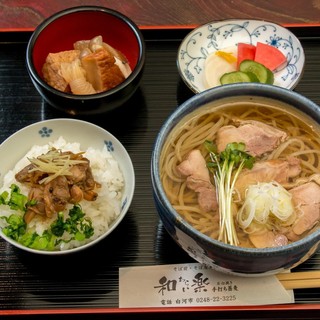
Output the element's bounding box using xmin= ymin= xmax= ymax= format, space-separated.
xmin=0 ymin=119 xmax=135 ymax=255
xmin=177 ymin=19 xmax=305 ymax=93
xmin=26 ymin=6 xmax=145 ymax=115
xmin=151 ymin=83 xmax=320 ymax=276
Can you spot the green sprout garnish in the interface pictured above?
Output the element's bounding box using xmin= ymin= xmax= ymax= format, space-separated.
xmin=205 ymin=141 xmax=255 ymax=245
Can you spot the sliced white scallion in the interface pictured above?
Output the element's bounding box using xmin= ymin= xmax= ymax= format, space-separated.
xmin=237 ymin=181 xmax=295 ymax=230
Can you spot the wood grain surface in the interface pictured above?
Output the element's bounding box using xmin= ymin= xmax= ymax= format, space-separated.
xmin=0 ymin=0 xmax=320 ymax=30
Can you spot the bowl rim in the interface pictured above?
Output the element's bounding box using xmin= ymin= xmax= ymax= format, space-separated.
xmin=0 ymin=118 xmax=135 ymax=255
xmin=176 ymin=18 xmax=305 ymax=93
xmin=26 ymin=5 xmax=146 ymax=100
xmin=151 ymin=83 xmax=320 ymax=256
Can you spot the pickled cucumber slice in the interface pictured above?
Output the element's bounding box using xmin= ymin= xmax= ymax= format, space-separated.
xmin=239 ymin=60 xmax=274 ymax=84
xmin=220 ymin=71 xmax=259 ymax=85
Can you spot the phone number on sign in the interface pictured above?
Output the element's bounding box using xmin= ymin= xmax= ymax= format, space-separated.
xmin=196 ymin=295 xmax=237 ymax=303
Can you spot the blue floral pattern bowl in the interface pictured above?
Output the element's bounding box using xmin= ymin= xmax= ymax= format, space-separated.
xmin=177 ymin=19 xmax=305 ymax=93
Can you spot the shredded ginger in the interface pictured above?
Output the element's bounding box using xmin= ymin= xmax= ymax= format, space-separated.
xmin=237 ymin=181 xmax=294 ymax=229
xmin=28 ymin=148 xmax=87 ymax=184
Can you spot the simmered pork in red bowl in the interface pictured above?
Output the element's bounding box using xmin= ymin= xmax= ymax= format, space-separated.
xmin=151 ymin=83 xmax=320 ymax=275
xmin=26 ymin=6 xmax=145 ymax=115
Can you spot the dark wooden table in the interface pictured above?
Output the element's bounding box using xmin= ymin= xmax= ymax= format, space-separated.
xmin=0 ymin=0 xmax=319 ymax=30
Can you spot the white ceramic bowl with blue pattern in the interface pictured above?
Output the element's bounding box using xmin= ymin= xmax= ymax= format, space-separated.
xmin=0 ymin=119 xmax=135 ymax=254
xmin=177 ymin=19 xmax=305 ymax=93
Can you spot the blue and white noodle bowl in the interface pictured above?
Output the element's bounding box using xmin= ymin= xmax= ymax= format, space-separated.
xmin=0 ymin=119 xmax=134 ymax=255
xmin=151 ymin=83 xmax=320 ymax=276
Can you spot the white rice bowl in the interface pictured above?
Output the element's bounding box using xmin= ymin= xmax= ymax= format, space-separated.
xmin=0 ymin=119 xmax=134 ymax=254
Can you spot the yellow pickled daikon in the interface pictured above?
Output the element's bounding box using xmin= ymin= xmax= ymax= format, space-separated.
xmin=204 ymin=46 xmax=237 ymax=88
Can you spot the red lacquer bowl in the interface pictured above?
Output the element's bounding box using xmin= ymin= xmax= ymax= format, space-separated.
xmin=26 ymin=6 xmax=145 ymax=115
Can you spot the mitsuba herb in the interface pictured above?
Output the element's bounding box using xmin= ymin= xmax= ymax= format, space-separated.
xmin=204 ymin=141 xmax=255 ymax=245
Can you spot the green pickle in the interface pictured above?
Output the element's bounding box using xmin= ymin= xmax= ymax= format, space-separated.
xmin=220 ymin=71 xmax=259 ymax=85
xmin=219 ymin=60 xmax=274 ymax=85
xmin=239 ymin=60 xmax=274 ymax=84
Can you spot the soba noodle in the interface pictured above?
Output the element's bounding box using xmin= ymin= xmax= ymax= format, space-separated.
xmin=160 ymin=100 xmax=320 ymax=248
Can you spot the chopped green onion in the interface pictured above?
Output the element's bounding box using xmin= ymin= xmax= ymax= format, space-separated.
xmin=0 ymin=186 xmax=94 ymax=251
